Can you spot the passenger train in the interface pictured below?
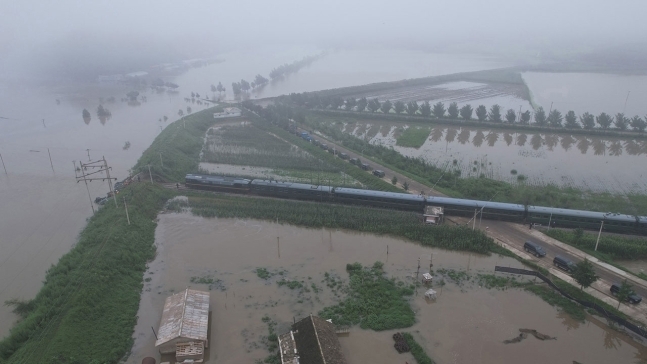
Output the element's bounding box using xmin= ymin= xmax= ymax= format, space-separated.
xmin=185 ymin=173 xmax=647 ymax=235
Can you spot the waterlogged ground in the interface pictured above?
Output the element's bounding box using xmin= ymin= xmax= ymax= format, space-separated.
xmin=339 ymin=120 xmax=647 ymax=194
xmin=127 ymin=213 xmax=647 ymax=364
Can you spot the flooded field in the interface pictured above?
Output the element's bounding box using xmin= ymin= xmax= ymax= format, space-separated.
xmin=128 ymin=213 xmax=646 ymax=364
xmin=523 ymin=72 xmax=647 ymax=117
xmin=341 ymin=120 xmax=647 ymax=194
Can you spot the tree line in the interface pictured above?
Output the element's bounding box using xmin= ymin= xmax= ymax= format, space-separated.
xmin=283 ymin=93 xmax=647 ymax=133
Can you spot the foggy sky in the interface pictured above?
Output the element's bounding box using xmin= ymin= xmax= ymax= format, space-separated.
xmin=2 ymin=0 xmax=646 ymax=80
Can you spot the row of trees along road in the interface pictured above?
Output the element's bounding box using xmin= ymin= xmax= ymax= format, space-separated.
xmin=572 ymin=258 xmax=636 ymax=309
xmin=286 ymin=93 xmax=647 ymax=133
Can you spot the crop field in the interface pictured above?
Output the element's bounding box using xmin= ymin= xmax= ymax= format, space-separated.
xmin=396 ymin=127 xmax=431 ymax=148
xmin=202 ymin=124 xmax=338 ymax=172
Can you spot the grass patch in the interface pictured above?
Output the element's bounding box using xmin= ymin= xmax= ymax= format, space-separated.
xmin=396 ymin=127 xmax=431 ymax=148
xmin=524 ymin=284 xmax=587 ymax=322
xmin=277 ymin=280 xmax=303 ymax=290
xmin=190 ymin=276 xmax=215 ymax=284
xmin=545 ymin=229 xmax=647 ymax=260
xmin=403 ymin=332 xmax=436 ymax=364
xmin=318 ymin=262 xmax=415 ymax=331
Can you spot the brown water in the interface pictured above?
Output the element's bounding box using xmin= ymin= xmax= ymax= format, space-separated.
xmin=127 ymin=213 xmax=646 ymax=364
xmin=344 ymin=121 xmax=647 ymax=194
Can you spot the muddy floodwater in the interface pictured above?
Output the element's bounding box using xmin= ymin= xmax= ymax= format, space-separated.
xmin=342 ymin=121 xmax=647 ymax=194
xmin=128 ymin=213 xmax=646 ymax=364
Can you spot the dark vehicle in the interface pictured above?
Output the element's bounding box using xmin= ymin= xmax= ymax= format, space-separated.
xmin=523 ymin=241 xmax=546 ymax=257
xmin=321 ymin=144 xmax=329 ymax=150
xmin=361 ymin=163 xmax=371 ymax=171
xmin=312 ymin=139 xmax=321 ymax=146
xmin=373 ymin=170 xmax=385 ymax=178
xmin=339 ymin=153 xmax=349 ymax=160
xmin=553 ymin=256 xmax=576 ymax=273
xmin=610 ymin=283 xmax=642 ymax=304
xmin=349 ymin=158 xmax=359 ymax=165
xmin=328 ymin=148 xmax=335 ymax=154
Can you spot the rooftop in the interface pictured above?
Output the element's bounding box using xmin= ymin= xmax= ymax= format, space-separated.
xmin=155 ymin=289 xmax=210 ymax=347
xmin=291 ymin=315 xmax=347 ymax=364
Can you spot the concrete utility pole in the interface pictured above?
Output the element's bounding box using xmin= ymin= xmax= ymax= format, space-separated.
xmin=75 ymin=157 xmax=118 ymax=211
xmin=86 ymin=149 xmax=91 ymax=161
xmin=75 ymin=160 xmax=95 ymax=214
xmin=595 ymin=220 xmax=605 ymax=251
xmin=623 ymin=91 xmax=631 ymax=114
xmin=103 ymin=156 xmax=118 ymax=208
xmin=47 ymin=148 xmax=54 ymax=172
xmin=0 ymin=153 xmax=7 ymax=176
xmin=148 ymin=165 xmax=153 ymax=183
xmin=123 ymin=197 xmax=130 ymax=225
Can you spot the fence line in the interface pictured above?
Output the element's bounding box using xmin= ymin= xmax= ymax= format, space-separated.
xmin=495 ymin=266 xmax=647 ymax=339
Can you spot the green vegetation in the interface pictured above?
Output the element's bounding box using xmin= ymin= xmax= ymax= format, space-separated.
xmin=258 ymin=316 xmax=280 ymax=364
xmin=133 ymin=106 xmax=223 ymax=182
xmin=396 ymin=127 xmax=431 ymax=148
xmin=202 ymin=124 xmax=337 ymax=172
xmin=403 ymin=332 xmax=436 ymax=364
xmin=318 ymin=262 xmax=415 ymax=331
xmin=190 ymin=276 xmax=215 ymax=284
xmin=545 ymin=229 xmax=647 ymax=260
xmin=571 ymin=258 xmax=600 ymax=290
xmin=186 ymin=192 xmax=499 ymax=254
xmin=0 ymin=183 xmax=174 ymax=364
xmin=277 ymin=280 xmax=303 ymax=290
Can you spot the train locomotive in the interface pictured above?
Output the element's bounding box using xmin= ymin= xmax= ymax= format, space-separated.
xmin=185 ymin=173 xmax=647 ymax=235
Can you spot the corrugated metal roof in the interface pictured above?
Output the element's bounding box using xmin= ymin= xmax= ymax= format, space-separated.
xmin=155 ymin=289 xmax=210 ymax=347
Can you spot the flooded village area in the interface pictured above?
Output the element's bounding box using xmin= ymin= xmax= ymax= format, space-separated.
xmin=128 ymin=213 xmax=647 ymax=364
xmin=2 ymin=46 xmax=647 ymax=364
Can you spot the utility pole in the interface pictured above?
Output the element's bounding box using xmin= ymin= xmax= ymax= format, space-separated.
xmin=0 ymin=153 xmax=7 ymax=176
xmin=595 ymin=220 xmax=605 ymax=251
xmin=416 ymin=257 xmax=420 ymax=281
xmin=148 ymin=165 xmax=153 ymax=183
xmin=103 ymin=156 xmax=118 ymax=207
xmin=86 ymin=149 xmax=91 ymax=161
xmin=123 ymin=197 xmax=130 ymax=225
xmin=160 ymin=153 xmax=164 ymax=168
xmin=623 ymin=91 xmax=631 ymax=114
xmin=549 ymin=101 xmax=553 ymax=115
xmin=47 ymin=148 xmax=54 ymax=172
xmin=473 ymin=209 xmax=477 ymax=230
xmin=42 ymin=119 xmax=46 ymax=128
xmin=75 ymin=157 xmax=118 ymax=210
xmin=75 ymin=160 xmax=95 ymax=214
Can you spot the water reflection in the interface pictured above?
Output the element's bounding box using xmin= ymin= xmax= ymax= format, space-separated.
xmin=530 ymin=134 xmax=543 ymax=150
xmin=503 ymin=132 xmax=513 ymax=146
xmin=560 ymin=135 xmax=575 ymax=151
xmin=544 ymin=134 xmax=559 ymax=151
xmin=430 ymin=127 xmax=444 ymax=142
xmin=557 ymin=311 xmax=580 ymax=331
xmin=577 ymin=137 xmax=590 ymax=154
xmin=457 ymin=128 xmax=470 ymax=144
xmin=485 ymin=131 xmax=498 ymax=147
xmin=472 ymin=130 xmax=485 ymax=147
xmin=516 ymin=133 xmax=527 ymax=146
xmin=592 ymin=139 xmax=606 ymax=156
xmin=445 ymin=128 xmax=457 ymax=143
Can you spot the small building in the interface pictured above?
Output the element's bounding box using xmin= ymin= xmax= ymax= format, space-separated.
xmin=155 ymin=289 xmax=210 ymax=363
xmin=213 ymin=107 xmax=242 ymax=118
xmin=424 ymin=288 xmax=437 ymax=300
xmin=422 ymin=273 xmax=433 ymax=284
xmin=424 ymin=206 xmax=444 ymax=225
xmin=278 ymin=315 xmax=347 ymax=364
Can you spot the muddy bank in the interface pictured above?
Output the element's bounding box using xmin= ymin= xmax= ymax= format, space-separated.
xmin=128 ymin=213 xmax=646 ymax=364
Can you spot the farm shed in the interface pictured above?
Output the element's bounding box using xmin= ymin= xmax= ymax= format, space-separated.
xmin=279 ymin=315 xmax=348 ymax=364
xmin=155 ymin=289 xmax=210 ymax=363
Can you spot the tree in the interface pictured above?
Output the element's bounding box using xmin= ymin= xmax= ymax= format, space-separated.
xmin=254 ymin=74 xmax=269 ymax=87
xmin=178 ymin=109 xmax=184 ymax=117
xmin=357 ymin=97 xmax=368 ymax=112
xmin=580 ymin=112 xmax=595 ymax=129
xmin=186 ymin=106 xmax=192 ymax=114
xmin=432 ymin=102 xmax=446 ymax=118
xmin=614 ymin=113 xmax=628 ymax=130
xmin=331 ymin=97 xmax=344 ymax=110
xmin=393 ymin=101 xmax=405 ymax=114
xmin=547 ymin=109 xmax=563 ymax=127
xmin=210 ymin=84 xmax=216 ymax=93
xmin=460 ymin=104 xmax=473 ymax=120
xmin=163 ymin=116 xmax=168 ymax=122
xmin=191 ymin=92 xmax=195 ymax=98
xmin=367 ymin=98 xmax=381 ymax=113
xmin=447 ymin=102 xmax=459 ymax=119
xmin=345 ymin=98 xmax=357 ymax=111
xmin=406 ymin=101 xmax=419 ymax=116
xmin=520 ymin=110 xmax=531 ymax=124
xmin=216 ymin=82 xmax=224 ymax=94
xmin=403 ymin=181 xmax=409 ymax=191
xmin=572 ymin=258 xmax=598 ymax=290
xmin=488 ymin=104 xmax=502 ymax=123
xmin=616 ymin=280 xmax=634 ymax=309
xmin=232 ymin=82 xmax=241 ymax=95
xmin=534 ymin=107 xmax=547 ymax=126
xmin=82 ymin=109 xmax=91 ymax=120
xmin=505 ymin=109 xmax=516 ymax=123
xmin=475 ymin=105 xmax=487 ymax=121
xmin=240 ymin=79 xmax=250 ymax=93
xmin=630 ymin=115 xmax=646 ymax=132
xmin=420 ymin=101 xmax=432 ymax=117
xmin=380 ymin=100 xmax=393 ymax=114
xmin=596 ymin=112 xmax=613 ymax=129
xmin=564 ymin=111 xmax=579 ymax=128
xmin=391 ymin=176 xmax=398 ymax=185
xmin=126 ymin=91 xmax=139 ymax=100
